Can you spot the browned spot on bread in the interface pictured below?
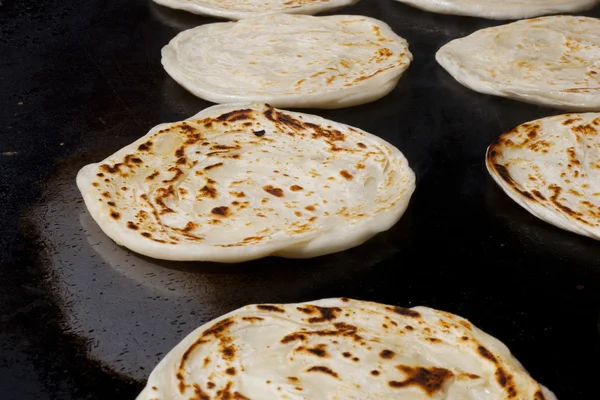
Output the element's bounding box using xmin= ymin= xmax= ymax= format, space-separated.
xmin=288 ymin=377 xmax=299 ymax=382
xmin=290 ymin=185 xmax=303 ymax=191
xmin=127 ymin=221 xmax=138 ymax=230
xmin=263 ymin=185 xmax=284 ymax=197
xmin=297 ymin=344 xmax=329 ymax=358
xmin=110 ymin=211 xmax=121 ymax=220
xmin=387 ymin=306 xmax=421 ymax=318
xmin=257 ymin=304 xmax=285 ymax=312
xmin=389 ymin=366 xmax=454 ymax=395
xmin=534 ymin=389 xmax=547 ymax=400
xmin=204 ymin=162 xmax=224 ymax=171
xmin=340 ymin=170 xmax=353 ymax=180
xmin=137 ymin=141 xmax=153 ymax=152
xmin=380 ymin=349 xmax=395 ymax=359
xmin=371 ymin=370 xmax=380 ymax=376
xmin=306 ymin=366 xmax=339 ymax=379
xmin=225 ymin=367 xmax=236 ymax=375
xmin=242 ymin=316 xmax=264 ymax=322
xmin=217 ymin=109 xmax=253 ymax=122
xmin=477 ymin=346 xmax=497 ymax=363
xmin=305 ymin=205 xmax=316 ymax=212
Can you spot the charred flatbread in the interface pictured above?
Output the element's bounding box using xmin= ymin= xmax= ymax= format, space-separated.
xmin=137 ymin=298 xmax=557 ymax=400
xmin=436 ymin=16 xmax=600 ymax=111
xmin=161 ymin=14 xmax=412 ymax=109
xmin=487 ymin=113 xmax=600 ymax=240
xmin=76 ymin=104 xmax=415 ymax=262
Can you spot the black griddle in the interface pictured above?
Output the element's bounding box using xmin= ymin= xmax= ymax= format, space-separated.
xmin=1 ymin=1 xmax=600 ymax=399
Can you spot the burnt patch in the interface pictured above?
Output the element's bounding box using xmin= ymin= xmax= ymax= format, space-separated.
xmin=388 ymin=306 xmax=421 ymax=318
xmin=477 ymin=346 xmax=497 ymax=363
xmin=379 ymin=349 xmax=395 ymax=359
xmin=253 ymin=130 xmax=266 ymax=137
xmin=290 ymin=185 xmax=303 ymax=192
xmin=263 ymin=185 xmax=284 ymax=197
xmin=216 ymin=109 xmax=253 ymax=122
xmin=257 ymin=304 xmax=285 ymax=312
xmin=389 ymin=366 xmax=453 ymax=395
xmin=306 ymin=366 xmax=339 ymax=379
xmin=204 ymin=162 xmax=224 ymax=171
xmin=211 ymin=206 xmax=230 ymax=217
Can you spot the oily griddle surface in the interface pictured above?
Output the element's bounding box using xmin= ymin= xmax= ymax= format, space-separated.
xmin=1 ymin=0 xmax=600 ymax=399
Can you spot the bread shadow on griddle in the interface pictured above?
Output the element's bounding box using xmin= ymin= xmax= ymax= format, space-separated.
xmin=132 ymin=209 xmax=415 ymax=276
xmin=482 ymin=175 xmax=600 ymax=268
xmin=148 ymin=0 xmax=222 ymax=30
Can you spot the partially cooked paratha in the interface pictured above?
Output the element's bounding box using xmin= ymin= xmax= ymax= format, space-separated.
xmin=137 ymin=298 xmax=557 ymax=400
xmin=153 ymin=0 xmax=360 ymax=20
xmin=394 ymin=0 xmax=598 ymax=20
xmin=161 ymin=14 xmax=412 ymax=109
xmin=76 ymin=104 xmax=415 ymax=262
xmin=487 ymin=113 xmax=600 ymax=240
xmin=436 ymin=16 xmax=600 ymax=111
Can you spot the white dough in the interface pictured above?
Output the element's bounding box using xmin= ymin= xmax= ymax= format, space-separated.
xmin=137 ymin=298 xmax=557 ymax=400
xmin=394 ymin=0 xmax=598 ymax=20
xmin=161 ymin=14 xmax=412 ymax=109
xmin=487 ymin=113 xmax=600 ymax=240
xmin=76 ymin=104 xmax=415 ymax=262
xmin=153 ymin=0 xmax=360 ymax=20
xmin=436 ymin=16 xmax=600 ymax=111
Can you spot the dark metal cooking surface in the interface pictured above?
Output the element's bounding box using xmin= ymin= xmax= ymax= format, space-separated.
xmin=1 ymin=1 xmax=600 ymax=399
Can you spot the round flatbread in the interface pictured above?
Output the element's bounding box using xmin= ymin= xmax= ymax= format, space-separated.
xmin=152 ymin=0 xmax=360 ymax=20
xmin=487 ymin=113 xmax=600 ymax=240
xmin=136 ymin=298 xmax=556 ymax=400
xmin=394 ymin=0 xmax=598 ymax=20
xmin=161 ymin=14 xmax=412 ymax=109
xmin=436 ymin=16 xmax=600 ymax=111
xmin=76 ymin=103 xmax=415 ymax=262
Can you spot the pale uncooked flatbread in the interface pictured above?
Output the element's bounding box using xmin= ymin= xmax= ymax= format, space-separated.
xmin=76 ymin=104 xmax=415 ymax=262
xmin=436 ymin=16 xmax=600 ymax=111
xmin=394 ymin=0 xmax=598 ymax=20
xmin=487 ymin=113 xmax=600 ymax=240
xmin=136 ymin=298 xmax=557 ymax=400
xmin=153 ymin=0 xmax=360 ymax=20
xmin=161 ymin=14 xmax=412 ymax=109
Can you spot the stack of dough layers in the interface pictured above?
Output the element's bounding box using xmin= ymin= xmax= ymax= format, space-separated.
xmin=76 ymin=104 xmax=416 ymax=262
xmin=161 ymin=14 xmax=413 ymax=109
xmin=137 ymin=298 xmax=557 ymax=400
xmin=437 ymin=16 xmax=600 ymax=110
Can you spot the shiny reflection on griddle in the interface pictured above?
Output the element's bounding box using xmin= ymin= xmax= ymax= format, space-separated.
xmin=38 ymin=163 xmax=411 ymax=382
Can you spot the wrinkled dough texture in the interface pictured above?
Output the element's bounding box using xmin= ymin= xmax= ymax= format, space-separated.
xmin=436 ymin=16 xmax=600 ymax=111
xmin=487 ymin=113 xmax=600 ymax=240
xmin=161 ymin=14 xmax=412 ymax=109
xmin=153 ymin=0 xmax=360 ymax=20
xmin=76 ymin=104 xmax=415 ymax=262
xmin=395 ymin=0 xmax=598 ymax=19
xmin=137 ymin=298 xmax=556 ymax=400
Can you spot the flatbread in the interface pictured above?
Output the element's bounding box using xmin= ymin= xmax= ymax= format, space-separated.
xmin=161 ymin=14 xmax=412 ymax=109
xmin=436 ymin=16 xmax=600 ymax=111
xmin=487 ymin=113 xmax=600 ymax=240
xmin=394 ymin=0 xmax=598 ymax=20
xmin=76 ymin=104 xmax=415 ymax=262
xmin=136 ymin=298 xmax=557 ymax=400
xmin=153 ymin=0 xmax=360 ymax=20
